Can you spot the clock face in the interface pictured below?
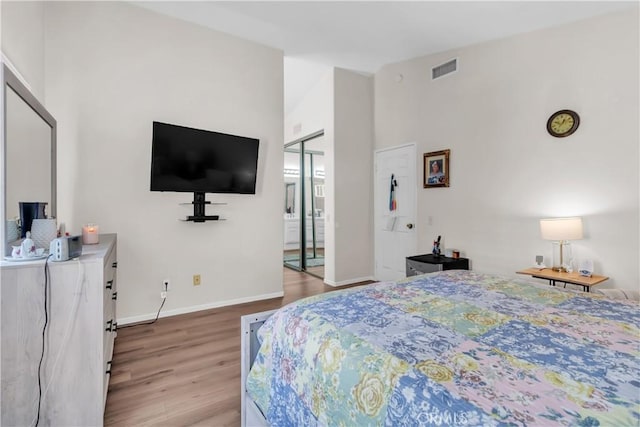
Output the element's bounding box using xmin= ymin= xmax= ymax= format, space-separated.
xmin=550 ymin=113 xmax=574 ymax=133
xmin=547 ymin=110 xmax=580 ymax=137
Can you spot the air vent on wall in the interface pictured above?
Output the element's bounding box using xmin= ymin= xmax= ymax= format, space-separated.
xmin=432 ymin=58 xmax=457 ymax=80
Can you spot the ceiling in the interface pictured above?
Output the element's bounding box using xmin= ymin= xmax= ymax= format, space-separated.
xmin=134 ymin=1 xmax=635 ymax=113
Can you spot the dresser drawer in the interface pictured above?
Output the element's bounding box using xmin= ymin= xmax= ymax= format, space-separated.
xmin=406 ymin=254 xmax=470 ymax=277
xmin=406 ymin=258 xmax=442 ymax=276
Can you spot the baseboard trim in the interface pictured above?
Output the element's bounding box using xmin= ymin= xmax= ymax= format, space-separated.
xmin=117 ymin=291 xmax=284 ymax=325
xmin=324 ymin=276 xmax=376 ymax=287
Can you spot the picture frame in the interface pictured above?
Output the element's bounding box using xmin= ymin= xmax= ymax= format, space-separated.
xmin=423 ymin=149 xmax=450 ymax=188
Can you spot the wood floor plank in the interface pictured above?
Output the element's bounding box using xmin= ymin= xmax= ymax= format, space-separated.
xmin=104 ymin=268 xmax=371 ymax=425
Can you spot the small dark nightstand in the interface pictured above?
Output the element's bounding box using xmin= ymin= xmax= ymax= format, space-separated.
xmin=406 ymin=254 xmax=470 ymax=277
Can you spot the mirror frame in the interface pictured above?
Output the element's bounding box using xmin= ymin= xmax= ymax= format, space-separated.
xmin=1 ymin=63 xmax=57 ymax=257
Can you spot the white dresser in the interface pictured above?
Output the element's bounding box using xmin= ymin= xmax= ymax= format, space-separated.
xmin=1 ymin=234 xmax=118 ymax=426
xmin=283 ymin=217 xmax=325 ymax=250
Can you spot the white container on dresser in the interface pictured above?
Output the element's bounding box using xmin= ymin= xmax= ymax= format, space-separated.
xmin=1 ymin=233 xmax=118 ymax=426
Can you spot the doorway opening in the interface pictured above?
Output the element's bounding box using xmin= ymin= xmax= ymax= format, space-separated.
xmin=283 ymin=130 xmax=325 ymax=278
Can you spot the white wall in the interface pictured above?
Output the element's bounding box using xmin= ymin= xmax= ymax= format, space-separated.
xmin=284 ymin=69 xmax=333 ymax=144
xmin=333 ymin=68 xmax=374 ymax=284
xmin=0 ymin=1 xmax=45 ymax=99
xmin=43 ymin=2 xmax=284 ymax=321
xmin=375 ymin=9 xmax=639 ymax=289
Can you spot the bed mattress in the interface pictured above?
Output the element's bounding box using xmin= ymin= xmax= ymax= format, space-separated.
xmin=247 ymin=270 xmax=639 ymax=426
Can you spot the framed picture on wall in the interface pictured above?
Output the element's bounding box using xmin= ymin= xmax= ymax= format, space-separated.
xmin=423 ymin=149 xmax=450 ymax=188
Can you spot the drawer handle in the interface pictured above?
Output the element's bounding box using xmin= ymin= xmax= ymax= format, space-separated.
xmin=106 ymin=280 xmax=113 ymax=290
xmin=112 ymin=291 xmax=118 ymax=301
xmin=112 ymin=262 xmax=118 ymax=268
xmin=105 ymin=319 xmax=113 ymax=332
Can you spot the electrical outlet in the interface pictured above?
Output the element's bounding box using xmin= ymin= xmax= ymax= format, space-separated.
xmin=163 ymin=279 xmax=170 ymax=291
xmin=160 ymin=291 xmax=167 ymax=299
xmin=193 ymin=274 xmax=201 ymax=286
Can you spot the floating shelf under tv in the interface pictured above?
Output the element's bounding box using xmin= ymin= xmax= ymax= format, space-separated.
xmin=180 ymin=192 xmax=227 ymax=222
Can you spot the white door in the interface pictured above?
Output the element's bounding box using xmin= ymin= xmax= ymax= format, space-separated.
xmin=374 ymin=144 xmax=417 ymax=281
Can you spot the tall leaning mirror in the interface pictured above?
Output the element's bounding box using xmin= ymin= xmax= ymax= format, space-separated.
xmin=2 ymin=63 xmax=57 ymax=258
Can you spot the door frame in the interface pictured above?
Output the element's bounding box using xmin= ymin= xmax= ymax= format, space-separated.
xmin=374 ymin=142 xmax=418 ymax=280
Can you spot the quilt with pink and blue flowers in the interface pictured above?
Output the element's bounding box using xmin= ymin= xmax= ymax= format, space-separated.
xmin=246 ymin=270 xmax=639 ymax=426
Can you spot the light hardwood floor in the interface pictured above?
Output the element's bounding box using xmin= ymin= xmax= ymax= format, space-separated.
xmin=104 ymin=268 xmax=371 ymax=426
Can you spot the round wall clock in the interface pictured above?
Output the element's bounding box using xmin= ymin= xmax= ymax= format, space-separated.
xmin=547 ymin=109 xmax=580 ymax=138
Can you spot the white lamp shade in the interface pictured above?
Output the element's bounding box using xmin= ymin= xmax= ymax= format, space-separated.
xmin=540 ymin=217 xmax=583 ymax=241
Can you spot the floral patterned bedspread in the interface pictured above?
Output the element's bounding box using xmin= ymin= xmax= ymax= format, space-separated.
xmin=246 ymin=271 xmax=639 ymax=426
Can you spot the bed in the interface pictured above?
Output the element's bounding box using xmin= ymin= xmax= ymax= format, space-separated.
xmin=242 ymin=270 xmax=639 ymax=426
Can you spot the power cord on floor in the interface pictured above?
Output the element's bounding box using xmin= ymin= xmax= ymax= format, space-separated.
xmin=118 ymin=284 xmax=167 ymax=330
xmin=35 ymin=254 xmax=53 ymax=427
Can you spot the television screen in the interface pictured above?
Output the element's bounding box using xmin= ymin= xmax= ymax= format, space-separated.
xmin=150 ymin=121 xmax=259 ymax=194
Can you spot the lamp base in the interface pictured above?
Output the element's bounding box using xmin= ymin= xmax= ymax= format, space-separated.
xmin=551 ymin=241 xmax=572 ymax=274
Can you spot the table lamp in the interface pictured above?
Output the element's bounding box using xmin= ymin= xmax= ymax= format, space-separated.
xmin=540 ymin=217 xmax=583 ymax=272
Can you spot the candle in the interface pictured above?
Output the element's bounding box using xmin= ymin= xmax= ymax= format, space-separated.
xmin=82 ymin=223 xmax=99 ymax=245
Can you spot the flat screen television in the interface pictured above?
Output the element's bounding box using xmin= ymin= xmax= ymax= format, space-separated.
xmin=150 ymin=121 xmax=259 ymax=195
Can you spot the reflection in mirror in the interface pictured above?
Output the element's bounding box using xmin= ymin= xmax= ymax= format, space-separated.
xmin=6 ymin=87 xmax=51 ymax=222
xmin=285 ymin=183 xmax=295 ymax=215
xmin=2 ymin=64 xmax=56 ymax=257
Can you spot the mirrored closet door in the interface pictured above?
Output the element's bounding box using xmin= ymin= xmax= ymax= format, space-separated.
xmin=283 ymin=131 xmax=325 ymax=278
